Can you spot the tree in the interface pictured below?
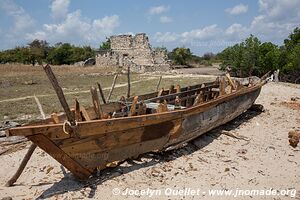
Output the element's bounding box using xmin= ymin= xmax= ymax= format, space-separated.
xmin=169 ymin=47 xmax=193 ymax=65
xmin=99 ymin=38 xmax=111 ymax=50
xmin=27 ymin=39 xmax=49 ymax=65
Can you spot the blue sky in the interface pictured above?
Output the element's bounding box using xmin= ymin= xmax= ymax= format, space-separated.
xmin=0 ymin=0 xmax=299 ymax=55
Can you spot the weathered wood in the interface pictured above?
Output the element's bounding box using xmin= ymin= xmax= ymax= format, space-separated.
xmin=193 ymin=91 xmax=204 ymax=106
xmin=5 ymin=96 xmax=44 ymax=187
xmin=129 ymin=96 xmax=139 ymax=116
xmin=138 ymin=101 xmax=147 ymax=115
xmin=157 ymin=100 xmax=168 ymax=113
xmin=97 ymin=82 xmax=106 ymax=104
xmin=51 ymin=113 xmax=61 ymax=123
xmin=28 ymin=134 xmax=91 ymax=180
xmin=226 ymin=73 xmax=237 ymax=90
xmin=75 ymin=99 xmax=82 ymax=122
xmin=169 ymin=85 xmax=175 ymax=94
xmin=90 ymin=87 xmax=103 ymax=119
xmin=80 ymin=106 xmax=91 ymax=121
xmin=156 ymin=76 xmax=162 ymax=91
xmin=5 ymin=143 xmax=37 ymax=186
xmin=219 ymin=76 xmax=226 ymax=96
xmin=127 ymin=66 xmax=131 ymax=98
xmin=7 ymin=80 xmax=263 ymax=180
xmin=107 ymin=73 xmax=119 ymax=102
xmin=175 ymin=85 xmax=181 ymax=93
xmin=43 ymin=64 xmax=76 ymax=126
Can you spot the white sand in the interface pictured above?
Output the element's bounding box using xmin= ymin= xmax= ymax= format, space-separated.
xmin=0 ymin=82 xmax=299 ymax=200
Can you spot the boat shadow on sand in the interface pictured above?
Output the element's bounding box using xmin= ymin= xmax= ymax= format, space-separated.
xmin=36 ymin=107 xmax=263 ymax=199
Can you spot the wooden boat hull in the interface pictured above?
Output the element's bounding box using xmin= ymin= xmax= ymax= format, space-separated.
xmin=7 ymin=83 xmax=262 ymax=180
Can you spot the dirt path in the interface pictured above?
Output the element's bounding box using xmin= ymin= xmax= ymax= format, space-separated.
xmin=0 ymin=82 xmax=299 ymax=200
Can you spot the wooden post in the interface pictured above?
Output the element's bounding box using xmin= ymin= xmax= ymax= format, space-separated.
xmin=5 ymin=96 xmax=46 ymax=187
xmin=175 ymin=85 xmax=181 ymax=93
xmin=169 ymin=85 xmax=175 ymax=94
xmin=127 ymin=66 xmax=131 ymax=98
xmin=90 ymin=86 xmax=103 ymax=119
xmin=5 ymin=144 xmax=37 ymax=187
xmin=156 ymin=76 xmax=162 ymax=91
xmin=43 ymin=64 xmax=75 ymax=126
xmin=97 ymin=82 xmax=106 ymax=104
xmin=129 ymin=96 xmax=139 ymax=116
xmin=75 ymin=99 xmax=82 ymax=122
xmin=107 ymin=73 xmax=119 ymax=102
xmin=219 ymin=76 xmax=226 ymax=96
xmin=225 ymin=73 xmax=237 ymax=90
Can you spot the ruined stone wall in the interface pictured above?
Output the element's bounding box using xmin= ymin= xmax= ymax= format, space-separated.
xmin=95 ymin=51 xmax=119 ymax=70
xmin=111 ymin=35 xmax=132 ymax=50
xmin=152 ymin=49 xmax=168 ymax=64
xmin=96 ymin=33 xmax=170 ymax=72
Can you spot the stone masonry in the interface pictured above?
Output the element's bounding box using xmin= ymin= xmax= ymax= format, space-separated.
xmin=95 ymin=33 xmax=170 ymax=73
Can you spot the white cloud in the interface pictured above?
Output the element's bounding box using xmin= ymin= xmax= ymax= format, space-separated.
xmin=250 ymin=0 xmax=300 ymax=40
xmin=148 ymin=5 xmax=169 ymax=15
xmin=225 ymin=23 xmax=248 ymax=40
xmin=225 ymin=4 xmax=248 ymax=15
xmin=153 ymin=25 xmax=222 ymax=44
xmin=50 ymin=0 xmax=70 ymax=19
xmin=0 ymin=0 xmax=34 ymax=33
xmin=27 ymin=10 xmax=120 ymax=44
xmin=154 ymin=32 xmax=179 ymax=43
xmin=181 ymin=24 xmax=221 ymax=42
xmin=159 ymin=16 xmax=172 ymax=23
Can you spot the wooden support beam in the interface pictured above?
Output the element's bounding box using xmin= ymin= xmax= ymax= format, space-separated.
xmin=129 ymin=96 xmax=139 ymax=116
xmin=80 ymin=106 xmax=91 ymax=121
xmin=97 ymin=82 xmax=106 ymax=104
xmin=219 ymin=76 xmax=226 ymax=96
xmin=43 ymin=64 xmax=76 ymax=126
xmin=146 ymin=84 xmax=219 ymax=103
xmin=175 ymin=85 xmax=181 ymax=93
xmin=169 ymin=85 xmax=175 ymax=94
xmin=5 ymin=95 xmax=44 ymax=187
xmin=127 ymin=66 xmax=131 ymax=98
xmin=156 ymin=76 xmax=162 ymax=91
xmin=75 ymin=99 xmax=82 ymax=122
xmin=90 ymin=87 xmax=103 ymax=119
xmin=157 ymin=100 xmax=168 ymax=113
xmin=138 ymin=101 xmax=147 ymax=115
xmin=107 ymin=73 xmax=119 ymax=102
xmin=193 ymin=91 xmax=204 ymax=106
xmin=225 ymin=73 xmax=237 ymax=90
xmin=174 ymin=96 xmax=181 ymax=110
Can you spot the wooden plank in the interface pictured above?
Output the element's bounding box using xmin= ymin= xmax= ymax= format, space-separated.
xmin=80 ymin=106 xmax=91 ymax=121
xmin=146 ymin=84 xmax=218 ymax=103
xmin=8 ymin=110 xmax=182 ymax=139
xmin=129 ymin=96 xmax=139 ymax=116
xmin=156 ymin=76 xmax=162 ymax=91
xmin=27 ymin=134 xmax=91 ymax=180
xmin=97 ymin=82 xmax=106 ymax=104
xmin=74 ymin=136 xmax=170 ymax=171
xmin=107 ymin=73 xmax=119 ymax=102
xmin=226 ymin=73 xmax=237 ymax=90
xmin=90 ymin=86 xmax=103 ymax=119
xmin=75 ymin=99 xmax=82 ymax=122
xmin=169 ymin=85 xmax=175 ymax=94
xmin=157 ymin=100 xmax=168 ymax=113
xmin=43 ymin=64 xmax=76 ymax=127
xmin=127 ymin=66 xmax=131 ymax=98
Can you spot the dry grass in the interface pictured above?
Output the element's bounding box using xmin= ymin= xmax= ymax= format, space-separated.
xmin=0 ymin=64 xmax=215 ymax=124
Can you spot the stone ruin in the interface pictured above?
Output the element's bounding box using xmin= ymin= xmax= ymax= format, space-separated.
xmin=95 ymin=33 xmax=170 ymax=73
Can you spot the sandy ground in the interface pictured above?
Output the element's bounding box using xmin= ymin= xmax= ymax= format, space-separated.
xmin=0 ymin=82 xmax=299 ymax=200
